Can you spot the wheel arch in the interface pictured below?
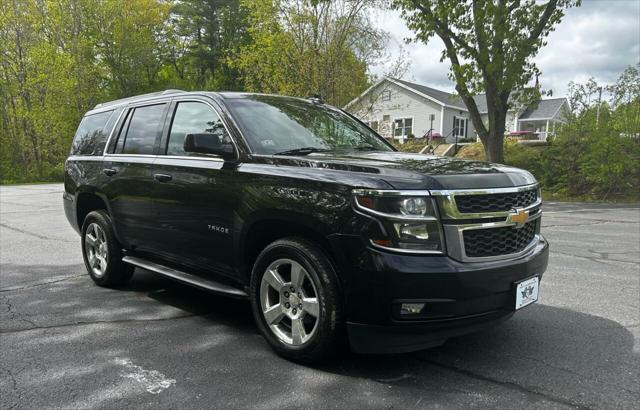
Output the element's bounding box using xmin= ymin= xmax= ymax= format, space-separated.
xmin=238 ymin=211 xmax=336 ymax=283
xmin=75 ymin=189 xmax=125 ymax=245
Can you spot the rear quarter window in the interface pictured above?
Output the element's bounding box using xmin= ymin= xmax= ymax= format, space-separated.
xmin=70 ymin=110 xmax=114 ymax=156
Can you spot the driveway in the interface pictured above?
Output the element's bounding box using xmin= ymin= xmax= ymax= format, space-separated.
xmin=1 ymin=184 xmax=638 ymax=409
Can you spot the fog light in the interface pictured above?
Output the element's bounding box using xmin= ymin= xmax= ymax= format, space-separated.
xmin=400 ymin=303 xmax=425 ymax=315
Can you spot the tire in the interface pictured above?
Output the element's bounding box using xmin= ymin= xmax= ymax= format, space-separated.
xmin=81 ymin=210 xmax=134 ymax=287
xmin=250 ymin=237 xmax=345 ymax=363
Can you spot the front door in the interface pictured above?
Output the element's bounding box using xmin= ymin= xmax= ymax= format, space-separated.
xmin=151 ymin=99 xmax=238 ymax=277
xmin=453 ymin=116 xmax=468 ymax=139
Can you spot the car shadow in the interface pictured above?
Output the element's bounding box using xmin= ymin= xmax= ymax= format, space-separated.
xmin=131 ymin=273 xmax=639 ymax=408
xmin=125 ymin=270 xmax=639 ymax=407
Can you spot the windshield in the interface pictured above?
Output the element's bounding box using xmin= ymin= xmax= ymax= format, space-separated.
xmin=225 ymin=95 xmax=394 ymax=155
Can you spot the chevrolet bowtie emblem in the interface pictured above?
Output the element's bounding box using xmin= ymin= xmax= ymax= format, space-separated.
xmin=507 ymin=208 xmax=529 ymax=228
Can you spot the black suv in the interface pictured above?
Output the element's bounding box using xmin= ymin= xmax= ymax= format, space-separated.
xmin=64 ymin=90 xmax=548 ymax=362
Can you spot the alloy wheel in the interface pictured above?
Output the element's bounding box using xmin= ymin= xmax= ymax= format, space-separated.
xmin=259 ymin=258 xmax=320 ymax=346
xmin=84 ymin=222 xmax=108 ymax=278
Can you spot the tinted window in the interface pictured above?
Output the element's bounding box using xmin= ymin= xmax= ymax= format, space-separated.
xmin=122 ymin=104 xmax=165 ymax=155
xmin=166 ymin=102 xmax=230 ymax=156
xmin=70 ymin=110 xmax=114 ymax=155
xmin=225 ymin=96 xmax=392 ymax=155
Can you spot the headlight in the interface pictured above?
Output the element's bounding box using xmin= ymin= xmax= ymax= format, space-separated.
xmin=353 ymin=189 xmax=444 ymax=253
xmin=400 ymin=197 xmax=429 ymax=216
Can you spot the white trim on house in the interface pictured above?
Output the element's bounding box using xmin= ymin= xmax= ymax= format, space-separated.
xmin=344 ymin=77 xmax=468 ymax=112
xmin=439 ymin=106 xmax=445 ymax=134
xmin=386 ymin=78 xmax=468 ymax=111
xmin=392 ymin=115 xmax=414 ymax=139
xmin=452 ymin=116 xmax=468 ymax=138
xmin=520 ymin=117 xmax=567 ymax=123
xmin=547 ymin=100 xmax=570 ymax=123
xmin=343 ymin=78 xmax=386 ymax=110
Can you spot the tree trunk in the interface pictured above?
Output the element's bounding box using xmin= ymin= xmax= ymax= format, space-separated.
xmin=483 ymin=89 xmax=508 ymax=163
xmin=484 ymin=128 xmax=505 ymax=163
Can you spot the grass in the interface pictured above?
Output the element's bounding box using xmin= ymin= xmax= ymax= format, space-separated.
xmin=389 ymin=138 xmax=429 ymax=153
xmin=454 ymin=141 xmax=547 ymax=161
xmin=0 ymin=178 xmax=63 ymax=185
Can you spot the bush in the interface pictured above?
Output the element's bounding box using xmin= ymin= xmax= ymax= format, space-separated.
xmin=541 ymin=130 xmax=639 ymax=200
xmin=456 ymin=135 xmax=639 ymax=201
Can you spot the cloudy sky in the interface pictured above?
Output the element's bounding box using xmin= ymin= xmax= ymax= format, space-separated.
xmin=369 ymin=0 xmax=640 ymax=97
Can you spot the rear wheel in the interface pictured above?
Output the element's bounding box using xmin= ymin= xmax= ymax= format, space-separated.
xmin=250 ymin=237 xmax=344 ymax=363
xmin=81 ymin=210 xmax=133 ymax=287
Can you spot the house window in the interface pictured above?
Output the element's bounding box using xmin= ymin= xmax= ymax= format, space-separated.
xmin=394 ymin=118 xmax=413 ymax=138
xmin=370 ymin=120 xmax=379 ymax=132
xmin=382 ymin=90 xmax=391 ymax=101
xmin=453 ymin=116 xmax=468 ymax=138
xmin=382 ymin=115 xmax=390 ymax=122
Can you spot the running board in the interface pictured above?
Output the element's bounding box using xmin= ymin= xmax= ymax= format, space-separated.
xmin=122 ymin=256 xmax=248 ymax=299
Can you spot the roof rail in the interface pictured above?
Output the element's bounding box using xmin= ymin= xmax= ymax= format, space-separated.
xmin=93 ymin=89 xmax=186 ymax=109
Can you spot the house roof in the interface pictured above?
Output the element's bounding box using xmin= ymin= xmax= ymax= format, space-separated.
xmin=391 ymin=78 xmax=468 ymax=110
xmin=518 ymin=98 xmax=567 ymax=120
xmin=344 ymin=77 xmax=568 ymax=121
xmin=472 ymin=94 xmax=489 ymax=113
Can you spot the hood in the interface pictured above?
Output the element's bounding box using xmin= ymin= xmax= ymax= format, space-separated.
xmin=257 ymin=151 xmax=536 ymax=190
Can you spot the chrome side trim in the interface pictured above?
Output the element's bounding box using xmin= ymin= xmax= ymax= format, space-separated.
xmin=352 ymin=189 xmax=431 ymax=197
xmin=66 ymin=155 xmax=105 ymax=162
xmin=103 ymin=153 xmax=224 ymax=163
xmin=123 ymin=256 xmax=248 ymax=298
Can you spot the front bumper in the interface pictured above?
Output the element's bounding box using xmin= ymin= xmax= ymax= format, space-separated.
xmin=329 ymin=234 xmax=549 ymax=354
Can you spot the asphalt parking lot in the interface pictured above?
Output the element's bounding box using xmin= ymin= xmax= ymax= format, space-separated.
xmin=1 ymin=183 xmax=638 ymax=409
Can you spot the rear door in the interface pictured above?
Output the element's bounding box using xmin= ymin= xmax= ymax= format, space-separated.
xmin=102 ymin=102 xmax=169 ymax=249
xmin=150 ymin=98 xmax=238 ymax=277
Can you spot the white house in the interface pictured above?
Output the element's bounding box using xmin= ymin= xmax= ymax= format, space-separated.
xmin=344 ymin=77 xmax=570 ymax=143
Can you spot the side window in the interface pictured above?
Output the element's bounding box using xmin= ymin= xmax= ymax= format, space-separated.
xmin=121 ymin=104 xmax=166 ymax=155
xmin=70 ymin=110 xmax=114 ymax=156
xmin=166 ymin=101 xmax=230 ymax=156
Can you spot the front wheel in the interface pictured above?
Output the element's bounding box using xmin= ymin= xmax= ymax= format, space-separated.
xmin=250 ymin=237 xmax=344 ymax=363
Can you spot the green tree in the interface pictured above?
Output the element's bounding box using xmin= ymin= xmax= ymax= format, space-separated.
xmin=166 ymin=0 xmax=250 ymax=90
xmin=394 ymin=0 xmax=580 ymax=163
xmin=539 ymin=70 xmax=639 ymax=200
xmin=608 ymin=64 xmax=640 ymax=138
xmin=88 ymin=0 xmax=171 ymax=98
xmin=0 ymin=0 xmax=171 ymax=182
xmin=235 ymin=0 xmax=386 ymax=107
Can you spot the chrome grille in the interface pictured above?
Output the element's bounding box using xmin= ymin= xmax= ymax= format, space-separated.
xmin=463 ymin=220 xmax=537 ymax=258
xmin=433 ymin=184 xmax=542 ymax=262
xmin=455 ymin=189 xmax=538 ymax=213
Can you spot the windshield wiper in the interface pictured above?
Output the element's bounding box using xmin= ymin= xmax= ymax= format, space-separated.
xmin=274 ymin=147 xmax=330 ymax=156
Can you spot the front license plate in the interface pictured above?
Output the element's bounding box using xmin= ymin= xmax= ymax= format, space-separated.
xmin=515 ymin=276 xmax=539 ymax=310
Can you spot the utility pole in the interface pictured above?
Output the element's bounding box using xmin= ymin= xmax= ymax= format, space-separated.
xmin=596 ymin=87 xmax=603 ymax=128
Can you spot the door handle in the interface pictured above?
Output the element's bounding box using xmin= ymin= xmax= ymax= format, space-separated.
xmin=103 ymin=168 xmax=117 ymax=177
xmin=154 ymin=173 xmax=173 ymax=183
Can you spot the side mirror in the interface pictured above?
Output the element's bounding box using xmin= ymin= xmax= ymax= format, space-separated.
xmin=184 ymin=133 xmax=235 ymax=160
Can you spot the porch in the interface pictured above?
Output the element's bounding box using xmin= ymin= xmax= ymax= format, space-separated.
xmin=517 ymin=119 xmax=558 ymax=141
